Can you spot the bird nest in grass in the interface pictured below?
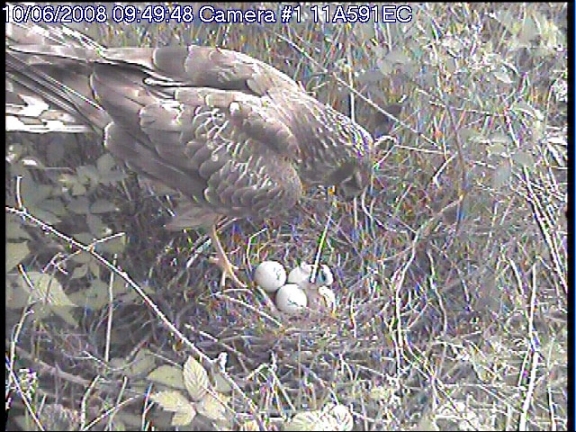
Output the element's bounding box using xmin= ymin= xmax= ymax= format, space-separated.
xmin=6 ymin=129 xmax=492 ymax=431
xmin=6 ymin=131 xmax=472 ymax=430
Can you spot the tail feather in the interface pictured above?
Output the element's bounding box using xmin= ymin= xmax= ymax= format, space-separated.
xmin=6 ymin=21 xmax=110 ymax=133
xmin=6 ymin=20 xmax=103 ymax=48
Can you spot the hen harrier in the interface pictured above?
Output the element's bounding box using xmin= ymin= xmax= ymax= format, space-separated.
xmin=6 ymin=21 xmax=374 ymax=288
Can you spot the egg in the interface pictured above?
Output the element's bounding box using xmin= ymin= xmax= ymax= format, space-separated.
xmin=288 ymin=262 xmax=334 ymax=290
xmin=305 ymin=285 xmax=337 ymax=313
xmin=287 ymin=262 xmax=312 ymax=286
xmin=275 ymin=284 xmax=308 ymax=314
xmin=253 ymin=260 xmax=286 ymax=292
xmin=318 ymin=286 xmax=337 ymax=312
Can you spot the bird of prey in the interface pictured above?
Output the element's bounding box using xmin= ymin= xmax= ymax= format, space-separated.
xmin=6 ymin=21 xmax=374 ymax=288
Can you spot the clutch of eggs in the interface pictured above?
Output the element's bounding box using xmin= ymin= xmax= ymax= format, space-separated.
xmin=254 ymin=260 xmax=336 ymax=315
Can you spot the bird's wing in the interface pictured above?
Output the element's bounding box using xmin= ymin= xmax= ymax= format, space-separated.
xmin=99 ymin=45 xmax=305 ymax=97
xmin=7 ymin=22 xmax=308 ymax=226
xmin=92 ymin=62 xmax=303 ymax=225
xmin=6 ymin=22 xmax=111 ymax=132
xmin=7 ymin=20 xmax=305 ymax=132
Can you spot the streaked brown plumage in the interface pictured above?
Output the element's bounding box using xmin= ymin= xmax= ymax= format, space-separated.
xmin=6 ymin=21 xmax=374 ymax=287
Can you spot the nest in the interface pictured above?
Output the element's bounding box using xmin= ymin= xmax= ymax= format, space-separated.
xmin=6 ymin=131 xmax=493 ymax=431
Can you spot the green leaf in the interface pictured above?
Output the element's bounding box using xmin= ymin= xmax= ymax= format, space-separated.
xmin=322 ymin=404 xmax=353 ymax=431
xmin=151 ymin=390 xmax=193 ymax=413
xmin=147 ymin=365 xmax=187 ymax=390
xmin=88 ymin=259 xmax=101 ymax=278
xmin=71 ymin=251 xmax=93 ymax=264
xmin=20 ymin=272 xmax=79 ymax=326
xmin=40 ymin=198 xmax=66 ymax=217
xmin=212 ymin=372 xmax=233 ymax=394
xmin=21 ymin=177 xmax=52 ymax=206
xmin=512 ymin=151 xmax=536 ymax=170
xmin=486 ymin=143 xmax=508 ymax=157
xmin=7 ymin=242 xmax=30 ymax=272
xmin=195 ymin=392 xmax=229 ymax=422
xmin=183 ymin=356 xmax=209 ymax=402
xmin=35 ymin=303 xmax=78 ymax=327
xmin=97 ymin=235 xmax=127 ymax=255
xmin=6 ymin=217 xmax=31 ymax=240
xmin=7 ymin=278 xmax=33 ymax=309
xmin=124 ymin=349 xmax=157 ymax=377
xmin=72 ymin=232 xmax=94 ymax=245
xmin=97 ymin=153 xmax=118 ymax=174
xmin=24 ymin=271 xmax=77 ymax=307
xmin=68 ymin=279 xmax=108 ymax=310
xmin=76 ymin=165 xmax=100 ymax=186
xmin=90 ymin=199 xmax=119 ymax=214
xmin=492 ymin=160 xmax=512 ymax=189
xmin=86 ymin=214 xmax=111 ymax=237
xmin=171 ymin=404 xmax=197 ymax=427
xmin=285 ymin=411 xmax=330 ymax=431
xmin=27 ymin=205 xmax=61 ymax=225
xmin=493 ymin=70 xmax=513 ymax=84
xmin=70 ymin=264 xmax=89 ymax=280
xmin=71 ymin=181 xmax=87 ymax=196
xmin=67 ymin=196 xmax=91 ymax=214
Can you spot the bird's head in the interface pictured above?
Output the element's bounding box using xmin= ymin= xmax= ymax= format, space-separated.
xmin=323 ymin=113 xmax=374 ymax=200
xmin=327 ymin=158 xmax=371 ymax=200
xmin=289 ymin=98 xmax=375 ymax=196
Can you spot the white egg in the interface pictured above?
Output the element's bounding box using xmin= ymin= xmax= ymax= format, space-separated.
xmin=287 ymin=262 xmax=313 ymax=286
xmin=275 ymin=284 xmax=308 ymax=314
xmin=288 ymin=262 xmax=334 ymax=290
xmin=253 ymin=260 xmax=286 ymax=292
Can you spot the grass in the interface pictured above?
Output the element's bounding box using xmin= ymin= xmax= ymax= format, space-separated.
xmin=5 ymin=2 xmax=568 ymax=431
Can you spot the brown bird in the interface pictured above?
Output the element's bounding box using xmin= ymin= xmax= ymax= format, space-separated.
xmin=6 ymin=22 xmax=374 ymax=288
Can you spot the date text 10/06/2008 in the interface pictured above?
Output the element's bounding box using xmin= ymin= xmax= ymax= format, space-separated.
xmin=4 ymin=4 xmax=413 ymax=25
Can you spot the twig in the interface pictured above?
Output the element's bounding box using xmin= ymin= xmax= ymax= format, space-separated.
xmin=6 ymin=203 xmax=210 ymax=364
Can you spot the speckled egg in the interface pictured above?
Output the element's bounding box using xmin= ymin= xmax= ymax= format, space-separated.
xmin=253 ymin=260 xmax=286 ymax=292
xmin=275 ymin=283 xmax=308 ymax=314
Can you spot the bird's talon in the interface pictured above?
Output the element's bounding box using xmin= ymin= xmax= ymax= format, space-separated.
xmin=208 ymin=256 xmax=246 ymax=288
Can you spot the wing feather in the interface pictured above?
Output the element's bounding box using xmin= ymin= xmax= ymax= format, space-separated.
xmin=88 ymin=56 xmax=303 ymax=225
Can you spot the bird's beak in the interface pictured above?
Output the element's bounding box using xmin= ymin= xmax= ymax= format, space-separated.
xmin=336 ymin=169 xmax=367 ymax=200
